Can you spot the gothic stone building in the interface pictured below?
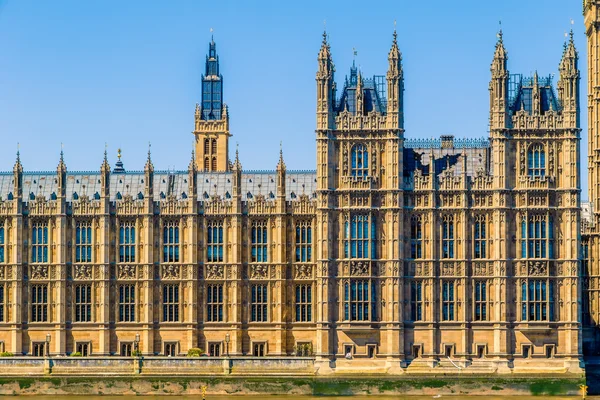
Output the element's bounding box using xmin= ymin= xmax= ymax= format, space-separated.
xmin=0 ymin=27 xmax=588 ymax=373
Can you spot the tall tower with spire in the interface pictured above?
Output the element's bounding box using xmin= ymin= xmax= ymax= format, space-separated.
xmin=193 ymin=36 xmax=231 ymax=172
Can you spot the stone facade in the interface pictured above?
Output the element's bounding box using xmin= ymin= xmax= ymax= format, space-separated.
xmin=0 ymin=25 xmax=589 ymax=375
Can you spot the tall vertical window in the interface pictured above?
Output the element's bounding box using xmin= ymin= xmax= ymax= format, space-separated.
xmin=163 ymin=221 xmax=180 ymax=263
xmin=474 ymin=215 xmax=487 ymax=259
xmin=527 ymin=144 xmax=546 ymax=177
xmin=207 ymin=221 xmax=224 ymax=262
xmin=31 ymin=222 xmax=48 ymax=263
xmin=204 ymin=139 xmax=210 ymax=155
xmin=206 ymin=284 xmax=223 ymax=322
xmin=521 ymin=215 xmax=553 ymax=258
xmin=521 ymin=279 xmax=554 ymax=321
xmin=441 ymin=281 xmax=455 ymax=321
xmin=473 ymin=281 xmax=488 ymax=321
xmin=251 ymin=221 xmax=268 ymax=262
xmin=583 ymin=243 xmax=590 ymax=274
xmin=74 ymin=284 xmax=92 ymax=322
xmin=119 ymin=222 xmax=136 ymax=263
xmin=295 ymin=222 xmax=312 ymax=262
xmin=0 ymin=285 xmax=4 ymax=322
xmin=75 ymin=221 xmax=92 ymax=263
xmin=163 ymin=284 xmax=180 ymax=322
xmin=295 ymin=284 xmax=312 ymax=322
xmin=0 ymin=225 xmax=5 ymax=263
xmin=212 ymin=157 xmax=217 ymax=171
xmin=343 ymin=280 xmax=375 ymax=321
xmin=211 ymin=139 xmax=217 ymax=154
xmin=119 ymin=284 xmax=135 ymax=322
xmin=410 ymin=216 xmax=422 ymax=259
xmin=344 ymin=214 xmax=376 ymax=259
xmin=442 ymin=215 xmax=455 ymax=259
xmin=351 ymin=144 xmax=369 ymax=177
xmin=31 ymin=284 xmax=48 ymax=322
xmin=204 ymin=157 xmax=209 ymax=171
xmin=251 ymin=284 xmax=268 ymax=322
xmin=410 ymin=281 xmax=423 ymax=321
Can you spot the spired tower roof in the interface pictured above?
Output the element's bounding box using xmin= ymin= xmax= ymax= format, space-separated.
xmin=335 ymin=61 xmax=387 ymax=114
xmin=507 ymin=72 xmax=561 ymax=115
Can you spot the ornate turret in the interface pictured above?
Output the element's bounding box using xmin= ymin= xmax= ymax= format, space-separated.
xmin=489 ymin=29 xmax=509 ymax=131
xmin=558 ymin=30 xmax=579 ymax=127
xmin=193 ymin=36 xmax=231 ymax=172
xmin=232 ymin=144 xmax=242 ymax=198
xmin=100 ymin=147 xmax=111 ymax=199
xmin=276 ymin=143 xmax=286 ymax=198
xmin=316 ymin=30 xmax=335 ymax=130
xmin=57 ymin=147 xmax=67 ymax=198
xmin=13 ymin=147 xmax=22 ymax=199
xmin=144 ymin=143 xmax=154 ymax=198
xmin=386 ymin=29 xmax=404 ymax=129
xmin=188 ymin=149 xmax=198 ymax=197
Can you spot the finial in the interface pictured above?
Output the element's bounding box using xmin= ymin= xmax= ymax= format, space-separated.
xmin=497 ymin=20 xmax=503 ymax=42
xmin=60 ymin=142 xmax=64 ymax=162
xmin=147 ymin=142 xmax=152 ymax=162
xmin=16 ymin=142 xmax=20 ymax=164
xmin=393 ymin=20 xmax=398 ymax=44
xmin=236 ymin=142 xmax=239 ymax=160
xmin=322 ymin=25 xmax=327 ymax=45
xmin=117 ymin=148 xmax=122 ymax=161
xmin=210 ymin=27 xmax=214 ymax=42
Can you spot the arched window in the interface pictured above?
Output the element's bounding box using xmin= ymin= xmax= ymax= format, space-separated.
xmin=344 ymin=214 xmax=376 ymax=259
xmin=204 ymin=139 xmax=210 ymax=155
xmin=521 ymin=214 xmax=553 ymax=258
xmin=212 ymin=157 xmax=217 ymax=171
xmin=527 ymin=144 xmax=545 ymax=177
xmin=351 ymin=144 xmax=369 ymax=177
xmin=410 ymin=215 xmax=422 ymax=259
xmin=211 ymin=139 xmax=217 ymax=155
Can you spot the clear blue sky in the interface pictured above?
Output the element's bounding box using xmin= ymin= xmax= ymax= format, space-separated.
xmin=0 ymin=1 xmax=588 ymax=196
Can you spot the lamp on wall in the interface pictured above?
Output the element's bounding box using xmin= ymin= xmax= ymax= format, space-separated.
xmin=135 ymin=333 xmax=140 ymax=353
xmin=45 ymin=333 xmax=51 ymax=357
xmin=225 ymin=333 xmax=230 ymax=357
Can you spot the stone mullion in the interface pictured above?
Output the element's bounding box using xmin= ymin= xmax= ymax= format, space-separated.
xmin=229 ymin=211 xmax=243 ymax=355
xmin=186 ymin=213 xmax=198 ymax=350
xmin=97 ymin=198 xmax=111 ymax=355
xmin=141 ymin=211 xmax=154 ymax=355
xmin=54 ymin=199 xmax=67 ymax=355
xmin=9 ymin=210 xmax=23 ymax=353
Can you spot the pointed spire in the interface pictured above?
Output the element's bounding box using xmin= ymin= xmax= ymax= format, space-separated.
xmin=57 ymin=143 xmax=67 ymax=173
xmin=188 ymin=148 xmax=197 ymax=172
xmin=101 ymin=143 xmax=110 ymax=173
xmin=13 ymin=143 xmax=22 ymax=174
xmin=318 ymin=29 xmax=333 ymax=73
xmin=233 ymin=142 xmax=242 ymax=170
xmin=277 ymin=141 xmax=286 ymax=171
xmin=145 ymin=142 xmax=154 ymax=173
xmin=388 ymin=23 xmax=402 ymax=64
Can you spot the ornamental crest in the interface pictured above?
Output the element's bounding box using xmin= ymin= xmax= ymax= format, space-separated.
xmin=350 ymin=261 xmax=369 ymax=276
xmin=31 ymin=265 xmax=49 ymax=280
xmin=294 ymin=265 xmax=313 ymax=280
xmin=162 ymin=265 xmax=180 ymax=280
xmin=206 ymin=264 xmax=224 ymax=280
xmin=528 ymin=261 xmax=547 ymax=277
xmin=118 ymin=265 xmax=136 ymax=279
xmin=74 ymin=265 xmax=92 ymax=280
xmin=250 ymin=265 xmax=269 ymax=279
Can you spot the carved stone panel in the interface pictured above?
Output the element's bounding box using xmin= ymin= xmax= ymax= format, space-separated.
xmin=117 ymin=265 xmax=136 ymax=280
xmin=206 ymin=264 xmax=224 ymax=280
xmin=294 ymin=264 xmax=313 ymax=280
xmin=73 ymin=265 xmax=92 ymax=280
xmin=249 ymin=264 xmax=269 ymax=280
xmin=30 ymin=265 xmax=49 ymax=280
xmin=162 ymin=265 xmax=180 ymax=280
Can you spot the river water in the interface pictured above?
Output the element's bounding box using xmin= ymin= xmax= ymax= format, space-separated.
xmin=13 ymin=396 xmax=600 ymax=399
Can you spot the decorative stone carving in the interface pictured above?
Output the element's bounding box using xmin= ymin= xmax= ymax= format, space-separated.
xmin=206 ymin=264 xmax=224 ymax=280
xmin=31 ymin=265 xmax=49 ymax=280
xmin=74 ymin=265 xmax=92 ymax=280
xmin=0 ymin=266 xmax=4 ymax=280
xmin=441 ymin=262 xmax=455 ymax=276
xmin=118 ymin=265 xmax=136 ymax=280
xmin=528 ymin=261 xmax=547 ymax=276
xmin=350 ymin=261 xmax=369 ymax=276
xmin=162 ymin=265 xmax=180 ymax=280
xmin=250 ymin=264 xmax=269 ymax=279
xmin=473 ymin=262 xmax=491 ymax=276
xmin=294 ymin=264 xmax=313 ymax=280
